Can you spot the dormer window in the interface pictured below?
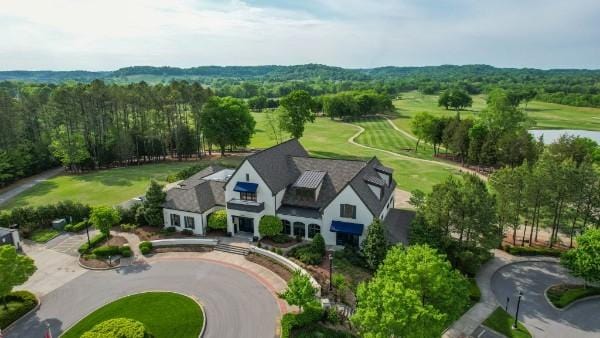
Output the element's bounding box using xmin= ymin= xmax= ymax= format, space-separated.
xmin=293 ymin=170 xmax=326 ymax=201
xmin=364 ymin=175 xmax=385 ymax=199
xmin=374 ymin=165 xmax=393 ymax=186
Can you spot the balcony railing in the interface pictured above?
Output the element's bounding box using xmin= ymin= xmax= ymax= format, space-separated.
xmin=227 ymin=199 xmax=265 ymax=213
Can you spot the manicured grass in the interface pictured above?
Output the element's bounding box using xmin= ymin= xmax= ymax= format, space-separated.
xmin=0 ymin=291 xmax=38 ymax=329
xmin=546 ymin=284 xmax=600 ymax=308
xmin=252 ymin=114 xmax=462 ymax=192
xmin=483 ymin=307 xmax=531 ymax=338
xmin=29 ymin=228 xmax=60 ymax=243
xmin=61 ymin=292 xmax=203 ymax=338
xmin=393 ymin=91 xmax=600 ymax=132
xmin=1 ymin=159 xmax=240 ymax=210
xmin=468 ymin=278 xmax=481 ymax=305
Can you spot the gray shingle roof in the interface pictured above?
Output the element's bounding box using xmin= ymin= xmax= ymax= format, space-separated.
xmin=246 ymin=139 xmax=309 ymax=193
xmin=162 ymin=165 xmax=226 ymax=213
xmin=363 ymin=175 xmax=386 ymax=187
xmin=293 ymin=170 xmax=326 ymax=189
xmin=349 ymin=158 xmax=397 ymax=217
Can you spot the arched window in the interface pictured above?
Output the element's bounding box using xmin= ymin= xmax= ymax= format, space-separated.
xmin=293 ymin=222 xmax=306 ymax=238
xmin=308 ymin=224 xmax=321 ymax=238
xmin=281 ymin=220 xmax=291 ymax=235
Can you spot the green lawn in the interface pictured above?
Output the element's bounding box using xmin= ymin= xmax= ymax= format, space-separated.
xmin=29 ymin=228 xmax=60 ymax=243
xmin=1 ymin=159 xmax=240 ymax=210
xmin=546 ymin=284 xmax=600 ymax=308
xmin=393 ymin=91 xmax=600 ymax=133
xmin=483 ymin=307 xmax=531 ymax=338
xmin=61 ymin=292 xmax=203 ymax=338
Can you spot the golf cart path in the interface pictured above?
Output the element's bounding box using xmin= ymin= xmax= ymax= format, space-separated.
xmin=0 ymin=167 xmax=63 ymax=207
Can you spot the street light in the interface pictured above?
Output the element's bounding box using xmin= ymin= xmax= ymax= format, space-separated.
xmin=329 ymin=252 xmax=333 ymax=292
xmin=513 ymin=291 xmax=523 ymax=329
xmin=505 ymin=296 xmax=510 ymax=312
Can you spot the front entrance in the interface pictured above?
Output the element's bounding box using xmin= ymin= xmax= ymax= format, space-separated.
xmin=336 ymin=232 xmax=359 ymax=247
xmin=233 ymin=216 xmax=254 ymax=234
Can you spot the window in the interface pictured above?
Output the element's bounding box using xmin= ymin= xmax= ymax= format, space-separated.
xmin=340 ymin=204 xmax=356 ymax=219
xmin=184 ymin=216 xmax=195 ymax=229
xmin=293 ymin=222 xmax=306 ymax=238
xmin=281 ymin=220 xmax=291 ymax=235
xmin=308 ymin=224 xmax=320 ymax=238
xmin=240 ymin=191 xmax=257 ymax=201
xmin=246 ymin=173 xmax=250 ymax=181
xmin=170 ymin=214 xmax=181 ymax=227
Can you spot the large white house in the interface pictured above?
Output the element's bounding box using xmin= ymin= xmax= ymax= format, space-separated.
xmin=163 ymin=139 xmax=396 ymax=246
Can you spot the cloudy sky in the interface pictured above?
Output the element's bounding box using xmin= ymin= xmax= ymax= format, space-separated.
xmin=1 ymin=0 xmax=600 ymax=70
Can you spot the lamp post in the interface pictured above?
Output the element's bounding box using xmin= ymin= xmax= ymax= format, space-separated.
xmin=84 ymin=217 xmax=91 ymax=247
xmin=505 ymin=296 xmax=510 ymax=312
xmin=513 ymin=291 xmax=523 ymax=329
xmin=329 ymin=252 xmax=333 ymax=292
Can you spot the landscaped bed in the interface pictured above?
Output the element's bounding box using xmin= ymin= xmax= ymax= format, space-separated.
xmin=61 ymin=292 xmax=204 ymax=338
xmin=246 ymin=252 xmax=293 ymax=281
xmin=28 ymin=228 xmax=60 ymax=243
xmin=0 ymin=291 xmax=38 ymax=329
xmin=546 ymin=284 xmax=600 ymax=309
xmin=483 ymin=307 xmax=531 ymax=338
xmin=78 ymin=233 xmax=132 ymax=269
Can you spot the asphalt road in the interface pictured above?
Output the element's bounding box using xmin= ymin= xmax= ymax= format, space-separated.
xmin=6 ymin=260 xmax=280 ymax=338
xmin=0 ymin=167 xmax=63 ymax=206
xmin=491 ymin=261 xmax=600 ymax=338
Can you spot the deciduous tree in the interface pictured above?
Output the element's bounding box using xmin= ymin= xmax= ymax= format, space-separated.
xmin=0 ymin=245 xmax=36 ymax=309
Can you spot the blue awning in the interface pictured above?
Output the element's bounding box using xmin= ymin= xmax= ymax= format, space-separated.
xmin=233 ymin=182 xmax=258 ymax=193
xmin=330 ymin=220 xmax=364 ymax=236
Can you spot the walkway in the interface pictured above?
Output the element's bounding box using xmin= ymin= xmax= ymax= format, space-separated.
xmin=443 ymin=250 xmax=558 ymax=338
xmin=0 ymin=167 xmax=63 ymax=206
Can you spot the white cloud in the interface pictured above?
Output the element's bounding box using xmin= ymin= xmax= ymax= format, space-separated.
xmin=0 ymin=0 xmax=599 ymax=70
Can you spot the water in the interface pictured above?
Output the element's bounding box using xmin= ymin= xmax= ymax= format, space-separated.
xmin=529 ymin=129 xmax=600 ymax=144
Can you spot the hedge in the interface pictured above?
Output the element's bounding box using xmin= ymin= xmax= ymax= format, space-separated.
xmin=78 ymin=233 xmax=108 ymax=254
xmin=259 ymin=215 xmax=282 ymax=237
xmin=288 ymin=235 xmax=326 ymax=265
xmin=0 ymin=291 xmax=38 ymax=329
xmin=0 ymin=200 xmax=91 ymax=229
xmin=504 ymin=245 xmax=563 ymax=257
xmin=65 ymin=220 xmax=89 ymax=232
xmin=81 ymin=318 xmax=150 ymax=338
xmin=281 ymin=304 xmax=324 ymax=338
xmin=92 ymin=245 xmax=122 ymax=258
xmin=139 ymin=241 xmax=153 ymax=255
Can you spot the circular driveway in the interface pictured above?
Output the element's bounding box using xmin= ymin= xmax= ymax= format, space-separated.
xmin=6 ymin=260 xmax=281 ymax=338
xmin=491 ymin=261 xmax=600 ymax=338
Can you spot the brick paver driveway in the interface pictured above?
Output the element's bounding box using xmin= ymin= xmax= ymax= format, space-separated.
xmin=6 ymin=260 xmax=281 ymax=338
xmin=491 ymin=261 xmax=600 ymax=337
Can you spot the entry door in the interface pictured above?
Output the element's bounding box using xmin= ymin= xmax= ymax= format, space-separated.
xmin=336 ymin=232 xmax=359 ymax=247
xmin=238 ymin=217 xmax=254 ymax=233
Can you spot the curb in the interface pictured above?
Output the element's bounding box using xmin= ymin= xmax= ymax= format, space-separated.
xmin=77 ymin=254 xmax=121 ymax=271
xmin=1 ymin=292 xmax=41 ymax=333
xmin=543 ymin=284 xmax=600 ymax=311
xmin=58 ymin=291 xmax=205 ymax=338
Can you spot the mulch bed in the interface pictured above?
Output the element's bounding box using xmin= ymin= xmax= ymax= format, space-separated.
xmin=152 ymin=245 xmax=213 ymax=253
xmin=205 ymin=229 xmax=228 ymax=237
xmin=246 ymin=253 xmax=293 ymax=282
xmin=106 ymin=235 xmax=128 ymax=246
xmin=259 ymin=238 xmax=299 ymax=248
xmin=134 ymin=226 xmax=189 ymax=241
xmin=79 ymin=256 xmax=120 ymax=269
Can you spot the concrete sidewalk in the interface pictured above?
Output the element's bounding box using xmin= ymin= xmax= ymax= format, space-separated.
xmin=443 ymin=250 xmax=559 ymax=338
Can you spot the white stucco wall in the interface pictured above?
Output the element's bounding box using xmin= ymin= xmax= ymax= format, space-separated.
xmin=163 ymin=208 xmax=205 ymax=235
xmin=321 ymin=186 xmax=374 ymax=245
xmin=379 ymin=193 xmax=394 ymax=220
xmin=225 ymin=160 xmax=276 ymax=236
xmin=277 ymin=214 xmax=323 ymax=240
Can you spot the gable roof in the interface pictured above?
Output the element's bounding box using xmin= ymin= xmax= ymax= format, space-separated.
xmin=245 ymin=138 xmax=308 ymax=193
xmin=162 ymin=165 xmax=226 ymax=213
xmin=349 ymin=157 xmax=397 ymax=216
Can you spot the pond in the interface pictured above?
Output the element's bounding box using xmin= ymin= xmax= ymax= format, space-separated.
xmin=529 ymin=129 xmax=600 ymax=144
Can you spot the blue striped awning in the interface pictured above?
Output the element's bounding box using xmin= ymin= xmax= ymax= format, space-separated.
xmin=330 ymin=220 xmax=364 ymax=236
xmin=233 ymin=182 xmax=258 ymax=193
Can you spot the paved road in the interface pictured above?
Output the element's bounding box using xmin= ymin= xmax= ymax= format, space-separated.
xmin=7 ymin=260 xmax=281 ymax=338
xmin=491 ymin=261 xmax=600 ymax=337
xmin=0 ymin=167 xmax=63 ymax=206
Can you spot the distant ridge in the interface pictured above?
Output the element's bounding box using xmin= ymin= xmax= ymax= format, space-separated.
xmin=1 ymin=64 xmax=599 ymax=83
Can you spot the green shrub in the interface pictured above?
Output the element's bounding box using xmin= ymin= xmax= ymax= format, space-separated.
xmin=181 ymin=229 xmax=194 ymax=236
xmin=120 ymin=245 xmax=133 ymax=258
xmin=139 ymin=241 xmax=153 ymax=255
xmin=289 ymin=244 xmax=323 ymax=265
xmin=207 ymin=210 xmax=227 ymax=230
xmin=78 ymin=233 xmax=108 ymax=254
xmin=80 ymin=318 xmax=150 ymax=338
xmin=259 ymin=215 xmax=283 ymax=237
xmin=92 ymin=245 xmax=122 ymax=258
xmin=0 ymin=291 xmax=38 ymax=329
xmin=271 ymin=234 xmax=293 ymax=244
xmin=120 ymin=223 xmax=138 ymax=232
xmin=324 ymin=307 xmax=341 ymax=324
xmin=65 ymin=220 xmax=88 ymax=232
xmin=280 ymin=304 xmax=324 ymax=338
xmin=163 ymin=226 xmax=176 ymax=233
xmin=504 ymin=245 xmax=562 ymax=257
xmin=311 ymin=233 xmax=325 ymax=254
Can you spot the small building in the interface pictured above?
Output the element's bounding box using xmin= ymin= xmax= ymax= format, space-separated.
xmin=0 ymin=227 xmax=21 ymax=250
xmin=162 ymin=166 xmax=234 ymax=235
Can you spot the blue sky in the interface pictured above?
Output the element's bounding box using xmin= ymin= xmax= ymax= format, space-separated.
xmin=1 ymin=0 xmax=599 ymax=70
